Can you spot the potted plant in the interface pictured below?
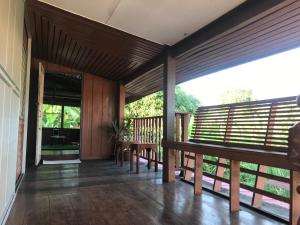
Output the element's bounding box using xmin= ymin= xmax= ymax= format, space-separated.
xmin=111 ymin=120 xmax=131 ymax=161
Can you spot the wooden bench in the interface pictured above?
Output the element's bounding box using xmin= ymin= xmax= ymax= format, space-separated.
xmin=162 ymin=96 xmax=300 ymax=225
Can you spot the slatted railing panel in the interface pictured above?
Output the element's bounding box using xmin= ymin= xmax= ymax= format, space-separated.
xmin=132 ymin=113 xmax=188 ymax=164
xmin=133 ymin=116 xmax=164 ymax=162
xmin=191 ymin=96 xmax=300 ymax=152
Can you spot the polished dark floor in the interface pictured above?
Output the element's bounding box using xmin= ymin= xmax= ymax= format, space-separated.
xmin=6 ymin=160 xmax=285 ymax=225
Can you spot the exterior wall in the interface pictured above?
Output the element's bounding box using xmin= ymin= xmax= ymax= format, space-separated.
xmin=81 ymin=74 xmax=117 ymax=160
xmin=0 ymin=0 xmax=25 ymax=223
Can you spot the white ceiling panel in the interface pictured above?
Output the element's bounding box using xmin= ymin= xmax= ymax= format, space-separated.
xmin=38 ymin=0 xmax=245 ymax=45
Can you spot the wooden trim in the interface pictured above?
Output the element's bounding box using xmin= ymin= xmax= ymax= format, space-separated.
xmin=230 ymin=160 xmax=240 ymax=212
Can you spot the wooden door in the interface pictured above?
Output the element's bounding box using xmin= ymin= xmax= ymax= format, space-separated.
xmin=35 ymin=62 xmax=45 ymax=165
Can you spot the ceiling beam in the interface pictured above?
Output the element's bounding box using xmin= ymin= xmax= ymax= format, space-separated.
xmin=121 ymin=52 xmax=166 ymax=85
xmin=172 ymin=0 xmax=284 ymax=57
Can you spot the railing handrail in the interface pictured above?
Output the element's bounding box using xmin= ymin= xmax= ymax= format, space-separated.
xmin=196 ymin=95 xmax=297 ymax=110
xmin=128 ymin=112 xmax=190 ymax=120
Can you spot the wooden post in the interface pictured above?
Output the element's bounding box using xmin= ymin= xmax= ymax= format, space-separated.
xmin=118 ymin=84 xmax=125 ymax=128
xmin=230 ymin=160 xmax=240 ymax=212
xmin=290 ymin=170 xmax=300 ymax=225
xmin=163 ymin=49 xmax=176 ymax=183
xmin=194 ymin=154 xmax=203 ymax=195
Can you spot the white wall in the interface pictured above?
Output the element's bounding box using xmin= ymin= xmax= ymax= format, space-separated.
xmin=0 ymin=0 xmax=25 ymax=223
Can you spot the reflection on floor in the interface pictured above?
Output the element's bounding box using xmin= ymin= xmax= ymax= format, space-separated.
xmin=42 ymin=144 xmax=80 ymax=160
xmin=6 ymin=160 xmax=285 ymax=225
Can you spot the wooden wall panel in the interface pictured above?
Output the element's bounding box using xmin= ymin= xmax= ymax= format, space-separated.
xmin=91 ymin=76 xmax=103 ymax=158
xmin=81 ymin=74 xmax=93 ymax=159
xmin=81 ymin=74 xmax=117 ymax=160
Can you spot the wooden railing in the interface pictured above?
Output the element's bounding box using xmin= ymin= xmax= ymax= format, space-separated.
xmin=130 ymin=113 xmax=189 ymax=165
xmin=183 ymin=96 xmax=300 ymax=221
xmin=127 ymin=97 xmax=300 ymax=223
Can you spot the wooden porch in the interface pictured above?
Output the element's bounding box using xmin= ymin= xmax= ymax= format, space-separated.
xmin=6 ymin=160 xmax=285 ymax=225
xmin=2 ymin=0 xmax=300 ymax=225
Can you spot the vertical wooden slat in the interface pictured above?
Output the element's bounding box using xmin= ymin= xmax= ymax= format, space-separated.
xmin=253 ymin=104 xmax=276 ymax=207
xmin=175 ymin=113 xmax=181 ymax=168
xmin=181 ymin=113 xmax=189 ymax=142
xmin=213 ymin=158 xmax=227 ymax=191
xmin=133 ymin=119 xmax=137 ymax=142
xmin=230 ymin=160 xmax=240 ymax=212
xmin=214 ymin=107 xmax=233 ymax=191
xmin=158 ymin=117 xmax=162 ymax=162
xmin=194 ymin=154 xmax=203 ymax=195
xmin=252 ymin=165 xmax=267 ymax=207
xmin=163 ymin=49 xmax=176 ymax=183
xmin=181 ymin=113 xmax=189 ymax=169
xmin=151 ymin=118 xmax=155 ymax=160
xmin=290 ymin=170 xmax=300 ymax=225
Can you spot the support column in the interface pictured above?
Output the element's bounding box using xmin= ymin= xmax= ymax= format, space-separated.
xmin=118 ymin=83 xmax=126 ymax=128
xmin=163 ymin=49 xmax=176 ymax=183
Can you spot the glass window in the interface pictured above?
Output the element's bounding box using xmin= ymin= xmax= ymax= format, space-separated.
xmin=63 ymin=106 xmax=80 ymax=128
xmin=42 ymin=104 xmax=62 ymax=128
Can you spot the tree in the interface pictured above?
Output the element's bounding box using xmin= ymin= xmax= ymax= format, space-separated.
xmin=221 ymin=88 xmax=256 ymax=104
xmin=125 ymin=86 xmax=201 ymax=118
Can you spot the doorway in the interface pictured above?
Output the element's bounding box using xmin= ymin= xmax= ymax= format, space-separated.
xmin=40 ymin=72 xmax=82 ymax=162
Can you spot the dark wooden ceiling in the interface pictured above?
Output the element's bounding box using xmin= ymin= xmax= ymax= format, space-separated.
xmin=26 ymin=0 xmax=300 ymax=103
xmin=26 ymin=0 xmax=165 ymax=82
xmin=44 ymin=73 xmax=82 ymax=106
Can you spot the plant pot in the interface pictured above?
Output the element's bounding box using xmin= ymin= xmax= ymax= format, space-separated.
xmin=123 ymin=151 xmax=130 ymax=161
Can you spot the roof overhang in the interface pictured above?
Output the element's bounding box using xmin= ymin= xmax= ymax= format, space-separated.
xmin=25 ymin=0 xmax=300 ymax=103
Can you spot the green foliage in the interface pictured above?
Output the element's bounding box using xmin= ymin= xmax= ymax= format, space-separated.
xmin=125 ymin=86 xmax=201 ymax=118
xmin=42 ymin=104 xmax=80 ymax=128
xmin=221 ymin=88 xmax=256 ymax=104
xmin=175 ymin=86 xmax=201 ymax=113
xmin=63 ymin=106 xmax=80 ymax=128
xmin=42 ymin=104 xmax=62 ymax=128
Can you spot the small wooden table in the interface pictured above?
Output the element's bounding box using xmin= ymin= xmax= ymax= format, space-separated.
xmin=130 ymin=143 xmax=158 ymax=174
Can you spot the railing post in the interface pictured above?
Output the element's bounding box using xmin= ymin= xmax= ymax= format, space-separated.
xmin=194 ymin=153 xmax=203 ymax=195
xmin=181 ymin=113 xmax=189 ymax=168
xmin=163 ymin=49 xmax=176 ymax=183
xmin=230 ymin=160 xmax=240 ymax=212
xmin=290 ymin=170 xmax=300 ymax=225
